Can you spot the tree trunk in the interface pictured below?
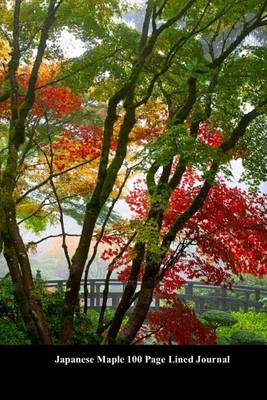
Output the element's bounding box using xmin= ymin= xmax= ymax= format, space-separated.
xmin=60 ymin=206 xmax=99 ymax=344
xmin=3 ymin=236 xmax=52 ymax=344
xmin=121 ymin=272 xmax=155 ymax=345
xmin=106 ymin=242 xmax=146 ymax=343
xmin=60 ymin=96 xmax=136 ymax=344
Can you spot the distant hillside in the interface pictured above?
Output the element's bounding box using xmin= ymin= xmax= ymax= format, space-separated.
xmin=0 ymin=235 xmax=115 ymax=280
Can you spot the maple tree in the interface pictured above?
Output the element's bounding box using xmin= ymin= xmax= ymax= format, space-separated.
xmin=0 ymin=0 xmax=267 ymax=346
xmin=0 ymin=0 xmax=123 ymax=344
xmin=99 ymin=143 xmax=267 ymax=343
xmin=138 ymin=300 xmax=217 ymax=345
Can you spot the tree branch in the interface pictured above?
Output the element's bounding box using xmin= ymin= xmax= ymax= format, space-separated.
xmin=16 ymin=155 xmax=99 ymax=204
xmin=27 ymin=233 xmax=80 ymax=247
xmin=132 ymin=323 xmax=165 ymax=345
xmin=162 ymin=104 xmax=266 ymax=251
xmin=83 ymin=166 xmax=133 ymax=313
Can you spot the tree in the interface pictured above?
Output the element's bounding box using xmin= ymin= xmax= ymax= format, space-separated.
xmin=0 ymin=0 xmax=122 ymax=344
xmin=99 ymin=164 xmax=266 ymax=343
xmin=0 ymin=0 xmax=266 ymax=345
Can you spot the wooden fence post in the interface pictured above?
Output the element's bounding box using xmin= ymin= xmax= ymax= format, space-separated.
xmin=185 ymin=283 xmax=193 ymax=298
xmin=255 ymin=289 xmax=261 ymax=311
xmin=221 ymin=287 xmax=227 ymax=311
xmin=90 ymin=281 xmax=95 ymax=308
xmin=244 ymin=291 xmax=250 ymax=312
xmin=57 ymin=281 xmax=63 ymax=289
xmin=95 ymin=282 xmax=101 ymax=310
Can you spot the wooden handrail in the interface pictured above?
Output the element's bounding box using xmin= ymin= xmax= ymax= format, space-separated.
xmin=37 ymin=276 xmax=267 ymax=313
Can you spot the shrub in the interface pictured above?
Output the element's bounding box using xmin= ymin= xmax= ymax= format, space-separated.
xmin=260 ymin=297 xmax=267 ymax=310
xmin=72 ymin=311 xmax=101 ymax=345
xmin=0 ymin=275 xmax=18 ymax=320
xmin=230 ymin=330 xmax=266 ymax=345
xmin=217 ymin=311 xmax=267 ymax=344
xmin=0 ymin=319 xmax=30 ymax=345
xmin=41 ymin=287 xmax=65 ymax=342
xmin=201 ymin=310 xmax=238 ymax=330
xmin=0 ymin=276 xmax=119 ymax=344
xmin=37 ymin=287 xmax=116 ymax=344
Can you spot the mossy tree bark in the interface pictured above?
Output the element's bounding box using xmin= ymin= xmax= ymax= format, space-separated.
xmin=0 ymin=0 xmax=62 ymax=344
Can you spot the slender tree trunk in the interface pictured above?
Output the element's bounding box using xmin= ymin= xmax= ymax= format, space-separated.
xmin=121 ymin=266 xmax=157 ymax=345
xmin=106 ymin=242 xmax=145 ymax=343
xmin=106 ymin=164 xmax=177 ymax=343
xmin=0 ymin=0 xmax=62 ymax=345
xmin=3 ymin=239 xmax=41 ymax=344
xmin=60 ymin=98 xmax=136 ymax=344
xmin=3 ymin=235 xmax=52 ymax=344
xmin=1 ymin=143 xmax=53 ymax=344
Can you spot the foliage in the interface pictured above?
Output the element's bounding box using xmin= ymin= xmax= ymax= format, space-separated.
xmin=260 ymin=298 xmax=267 ymax=310
xmin=0 ymin=276 xmax=117 ymax=345
xmin=71 ymin=312 xmax=101 ymax=345
xmin=200 ymin=310 xmax=238 ymax=330
xmin=33 ymin=282 xmax=115 ymax=344
xmin=229 ymin=330 xmax=266 ymax=345
xmin=0 ymin=319 xmax=30 ymax=345
xmin=117 ymin=167 xmax=267 ymax=289
xmin=148 ymin=124 xmax=223 ymax=173
xmin=139 ymin=300 xmax=216 ymax=345
xmin=234 ymin=274 xmax=267 ymax=287
xmin=1 ymin=0 xmax=267 ymax=345
xmin=72 ymin=309 xmax=117 ymax=345
xmin=241 ymin=116 xmax=267 ymax=189
xmin=216 ymin=311 xmax=267 ymax=344
xmin=0 ymin=274 xmax=17 ymax=320
xmin=0 ymin=276 xmax=30 ymax=344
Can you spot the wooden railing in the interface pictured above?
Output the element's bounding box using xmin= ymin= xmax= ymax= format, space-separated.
xmin=41 ymin=277 xmax=267 ymax=313
xmin=180 ymin=282 xmax=267 ymax=313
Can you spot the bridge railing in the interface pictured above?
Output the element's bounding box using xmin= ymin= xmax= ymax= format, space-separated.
xmin=40 ymin=277 xmax=267 ymax=313
xmin=180 ymin=282 xmax=267 ymax=313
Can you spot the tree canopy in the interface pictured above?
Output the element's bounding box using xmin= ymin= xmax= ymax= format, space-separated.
xmin=0 ymin=0 xmax=266 ymax=345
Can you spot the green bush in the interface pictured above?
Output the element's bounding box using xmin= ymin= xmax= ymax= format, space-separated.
xmin=35 ymin=286 xmax=117 ymax=344
xmin=0 ymin=277 xmax=65 ymax=344
xmin=0 ymin=275 xmax=18 ymax=320
xmin=41 ymin=287 xmax=65 ymax=342
xmin=0 ymin=276 xmax=120 ymax=344
xmin=260 ymin=297 xmax=267 ymax=310
xmin=201 ymin=310 xmax=238 ymax=329
xmin=0 ymin=319 xmax=30 ymax=345
xmin=217 ymin=311 xmax=267 ymax=344
xmin=230 ymin=330 xmax=266 ymax=345
xmin=72 ymin=311 xmax=101 ymax=345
